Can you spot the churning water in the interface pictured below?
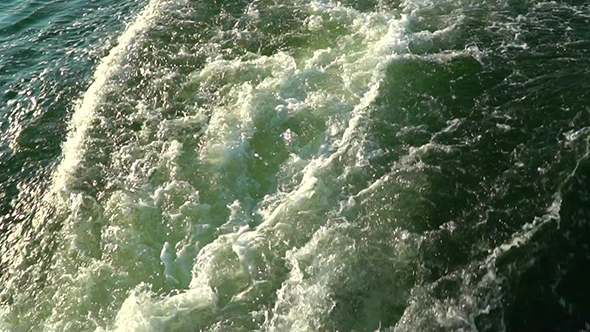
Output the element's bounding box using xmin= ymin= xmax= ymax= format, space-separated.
xmin=1 ymin=0 xmax=590 ymax=330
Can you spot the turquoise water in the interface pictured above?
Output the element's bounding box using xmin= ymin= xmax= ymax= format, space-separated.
xmin=0 ymin=0 xmax=589 ymax=331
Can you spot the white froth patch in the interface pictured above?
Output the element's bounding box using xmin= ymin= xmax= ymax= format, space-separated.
xmin=174 ymin=2 xmax=418 ymax=330
xmin=50 ymin=0 xmax=165 ymax=200
xmin=4 ymin=0 xmax=448 ymax=329
xmin=109 ymin=283 xmax=217 ymax=332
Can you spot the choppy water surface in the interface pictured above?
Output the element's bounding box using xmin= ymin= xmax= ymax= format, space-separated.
xmin=0 ymin=0 xmax=589 ymax=331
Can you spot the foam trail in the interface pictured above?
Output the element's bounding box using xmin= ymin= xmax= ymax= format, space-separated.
xmin=49 ymin=0 xmax=163 ymax=205
xmin=0 ymin=1 xmax=168 ymax=330
xmin=94 ymin=2 xmax=420 ymax=330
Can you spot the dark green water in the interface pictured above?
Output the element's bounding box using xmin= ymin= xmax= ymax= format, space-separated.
xmin=0 ymin=0 xmax=589 ymax=331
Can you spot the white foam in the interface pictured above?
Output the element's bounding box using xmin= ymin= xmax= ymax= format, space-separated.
xmin=107 ymin=283 xmax=217 ymax=332
xmin=160 ymin=242 xmax=179 ymax=285
xmin=2 ymin=0 xmax=477 ymax=329
xmin=49 ymin=0 xmax=165 ymax=202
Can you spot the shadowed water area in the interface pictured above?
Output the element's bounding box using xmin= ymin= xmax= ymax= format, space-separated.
xmin=0 ymin=0 xmax=589 ymax=331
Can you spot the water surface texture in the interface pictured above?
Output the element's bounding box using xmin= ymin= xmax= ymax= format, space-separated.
xmin=1 ymin=0 xmax=590 ymax=331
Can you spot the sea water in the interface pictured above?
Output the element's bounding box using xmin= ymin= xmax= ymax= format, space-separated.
xmin=0 ymin=0 xmax=589 ymax=331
